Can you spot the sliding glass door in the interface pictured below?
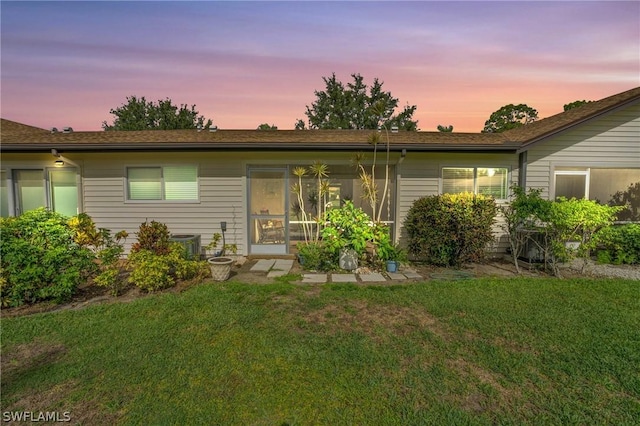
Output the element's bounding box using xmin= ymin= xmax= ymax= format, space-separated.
xmin=248 ymin=168 xmax=288 ymax=254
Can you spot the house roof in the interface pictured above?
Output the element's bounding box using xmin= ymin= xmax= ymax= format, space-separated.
xmin=504 ymin=86 xmax=640 ymax=148
xmin=0 ymin=121 xmax=515 ymax=152
xmin=2 ymin=86 xmax=638 ymax=154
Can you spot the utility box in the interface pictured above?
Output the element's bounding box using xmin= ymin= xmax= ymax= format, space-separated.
xmin=169 ymin=234 xmax=201 ymax=260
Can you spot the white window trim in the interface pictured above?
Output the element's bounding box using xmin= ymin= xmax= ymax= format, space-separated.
xmin=124 ymin=165 xmax=200 ymax=203
xmin=553 ymin=169 xmax=590 ymax=200
xmin=440 ymin=166 xmax=510 ymax=201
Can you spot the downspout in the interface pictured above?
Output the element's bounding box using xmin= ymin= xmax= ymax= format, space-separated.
xmin=392 ymin=149 xmax=407 ymax=243
xmin=518 ymin=150 xmax=527 ymax=189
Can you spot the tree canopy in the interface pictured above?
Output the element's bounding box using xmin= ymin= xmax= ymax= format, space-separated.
xmin=298 ymin=73 xmax=418 ymax=131
xmin=257 ymin=123 xmax=278 ymax=130
xmin=563 ymin=100 xmax=592 ymax=111
xmin=437 ymin=124 xmax=453 ymax=132
xmin=102 ymin=96 xmax=213 ymax=131
xmin=482 ymin=104 xmax=538 ymax=133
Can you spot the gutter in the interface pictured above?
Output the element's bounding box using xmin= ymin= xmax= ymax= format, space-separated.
xmin=1 ymin=142 xmax=520 ymax=153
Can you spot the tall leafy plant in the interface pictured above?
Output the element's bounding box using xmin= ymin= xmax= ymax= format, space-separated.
xmin=353 ymin=101 xmax=393 ymax=223
xmin=291 ymin=162 xmax=330 ymax=244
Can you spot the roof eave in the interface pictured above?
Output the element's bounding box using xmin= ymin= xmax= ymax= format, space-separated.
xmin=516 ymin=96 xmax=640 ymax=154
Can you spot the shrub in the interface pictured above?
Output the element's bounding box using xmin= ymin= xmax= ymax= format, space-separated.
xmin=128 ymin=249 xmax=174 ymax=291
xmin=404 ymin=193 xmax=497 ymax=267
xmin=499 ymin=186 xmax=551 ymax=273
xmin=0 ymin=208 xmax=95 ymax=306
xmin=131 ymin=220 xmax=170 ymax=255
xmin=128 ymin=242 xmax=209 ymax=292
xmin=544 ymin=198 xmax=622 ymax=274
xmin=594 ymin=224 xmax=640 ymax=264
xmin=320 ymin=200 xmax=392 ymax=262
xmin=297 ymin=241 xmax=334 ymax=271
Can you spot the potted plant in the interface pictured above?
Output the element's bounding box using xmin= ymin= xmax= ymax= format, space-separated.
xmin=204 ymin=233 xmax=235 ymax=281
xmin=379 ymin=243 xmax=407 ymax=273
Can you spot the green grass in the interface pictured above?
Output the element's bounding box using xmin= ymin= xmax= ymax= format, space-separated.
xmin=2 ymin=278 xmax=639 ymax=425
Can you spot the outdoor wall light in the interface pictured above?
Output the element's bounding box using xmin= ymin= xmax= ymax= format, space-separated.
xmin=54 ymin=160 xmax=65 ymax=167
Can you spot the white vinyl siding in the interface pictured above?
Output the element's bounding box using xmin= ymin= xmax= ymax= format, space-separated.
xmin=526 ymin=104 xmax=640 ymax=199
xmin=81 ymin=153 xmax=245 ymax=254
xmin=397 ymin=153 xmax=519 ymax=254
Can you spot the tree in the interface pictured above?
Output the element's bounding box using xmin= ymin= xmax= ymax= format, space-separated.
xmin=102 ymin=96 xmax=213 ymax=131
xmin=294 ymin=119 xmax=306 ymax=130
xmin=257 ymin=123 xmax=277 ymax=130
xmin=437 ymin=124 xmax=453 ymax=132
xmin=303 ymin=73 xmax=418 ymax=131
xmin=482 ymin=104 xmax=538 ymax=133
xmin=563 ymin=100 xmax=592 ymax=111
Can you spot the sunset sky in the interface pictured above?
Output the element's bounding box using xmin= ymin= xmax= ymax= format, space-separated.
xmin=1 ymin=1 xmax=639 ymax=132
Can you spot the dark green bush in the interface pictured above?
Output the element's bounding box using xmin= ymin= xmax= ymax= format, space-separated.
xmin=0 ymin=208 xmax=95 ymax=306
xmin=404 ymin=193 xmax=497 ymax=267
xmin=297 ymin=241 xmax=334 ymax=271
xmin=594 ymin=224 xmax=640 ymax=264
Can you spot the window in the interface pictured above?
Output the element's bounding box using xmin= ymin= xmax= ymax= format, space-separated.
xmin=127 ymin=166 xmax=198 ymax=201
xmin=50 ymin=170 xmax=78 ymax=217
xmin=555 ymin=167 xmax=640 ymax=221
xmin=554 ymin=170 xmax=589 ymax=200
xmin=442 ymin=167 xmax=508 ymax=199
xmin=9 ymin=169 xmax=79 ymax=216
xmin=1 ymin=171 xmax=9 ymax=217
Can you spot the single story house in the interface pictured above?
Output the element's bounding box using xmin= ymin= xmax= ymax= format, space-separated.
xmin=1 ymin=86 xmax=639 ymax=256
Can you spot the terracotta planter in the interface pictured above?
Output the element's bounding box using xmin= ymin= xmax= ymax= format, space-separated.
xmin=208 ymin=257 xmax=234 ymax=281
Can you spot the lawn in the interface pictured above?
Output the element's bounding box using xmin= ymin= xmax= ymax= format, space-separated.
xmin=2 ymin=277 xmax=639 ymax=425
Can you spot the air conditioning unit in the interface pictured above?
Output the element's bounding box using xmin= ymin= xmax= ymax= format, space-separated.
xmin=169 ymin=234 xmax=201 ymax=260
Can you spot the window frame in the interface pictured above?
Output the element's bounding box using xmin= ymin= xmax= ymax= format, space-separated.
xmin=440 ymin=166 xmax=510 ymax=200
xmin=553 ymin=169 xmax=590 ymax=200
xmin=125 ymin=165 xmax=200 ymax=203
xmin=3 ymin=167 xmax=81 ymax=217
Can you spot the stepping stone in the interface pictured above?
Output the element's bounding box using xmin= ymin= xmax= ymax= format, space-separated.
xmin=387 ymin=272 xmax=406 ymax=280
xmin=302 ymin=273 xmax=327 ymax=283
xmin=272 ymin=259 xmax=294 ymax=272
xmin=358 ymin=273 xmax=387 ymax=282
xmin=267 ymin=270 xmax=288 ymax=278
xmin=331 ymin=273 xmax=357 ymax=283
xmin=250 ymin=259 xmax=275 ymax=272
xmin=403 ymin=272 xmax=423 ymax=279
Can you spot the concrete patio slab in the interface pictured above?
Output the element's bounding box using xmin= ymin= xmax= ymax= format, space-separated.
xmin=267 ymin=269 xmax=288 ymax=278
xmin=386 ymin=272 xmax=407 ymax=280
xmin=250 ymin=259 xmax=276 ymax=272
xmin=358 ymin=272 xmax=387 ymax=282
xmin=302 ymin=274 xmax=327 ymax=283
xmin=331 ymin=274 xmax=357 ymax=283
xmin=403 ymin=272 xmax=423 ymax=279
xmin=272 ymin=259 xmax=294 ymax=272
